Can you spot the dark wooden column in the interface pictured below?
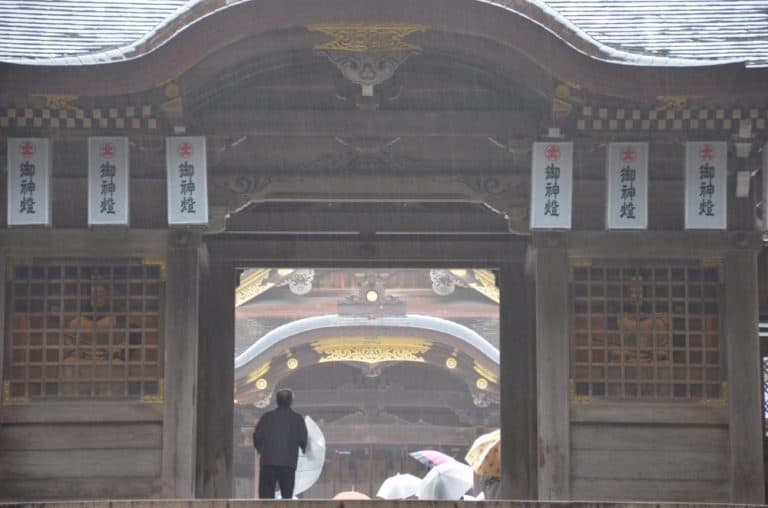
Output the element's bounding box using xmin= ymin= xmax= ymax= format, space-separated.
xmin=725 ymin=249 xmax=765 ymax=503
xmin=195 ymin=250 xmax=236 ymax=498
xmin=533 ymin=235 xmax=570 ymax=500
xmin=161 ymin=233 xmax=201 ymax=497
xmin=0 ymin=250 xmax=6 ymax=405
xmin=499 ymin=261 xmax=536 ymax=499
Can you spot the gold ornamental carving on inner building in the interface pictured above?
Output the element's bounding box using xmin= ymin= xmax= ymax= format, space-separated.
xmin=473 ymin=361 xmax=498 ymax=385
xmin=308 ymin=24 xmax=427 ymax=52
xmin=312 ymin=337 xmax=431 ymax=364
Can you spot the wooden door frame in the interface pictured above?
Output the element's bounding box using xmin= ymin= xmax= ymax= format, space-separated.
xmin=195 ymin=231 xmax=536 ymax=498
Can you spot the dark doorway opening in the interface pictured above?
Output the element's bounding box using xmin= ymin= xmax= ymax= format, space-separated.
xmin=232 ymin=267 xmax=501 ymax=497
xmin=195 ymin=201 xmax=535 ymax=499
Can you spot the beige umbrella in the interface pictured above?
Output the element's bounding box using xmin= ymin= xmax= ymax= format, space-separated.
xmin=465 ymin=429 xmax=501 ymax=476
xmin=332 ymin=491 xmax=371 ymax=500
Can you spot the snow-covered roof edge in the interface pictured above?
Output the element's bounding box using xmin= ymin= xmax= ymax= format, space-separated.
xmin=0 ymin=0 xmax=755 ymax=68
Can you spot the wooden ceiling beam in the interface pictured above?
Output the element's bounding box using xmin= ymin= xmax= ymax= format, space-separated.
xmin=191 ymin=109 xmax=540 ymax=138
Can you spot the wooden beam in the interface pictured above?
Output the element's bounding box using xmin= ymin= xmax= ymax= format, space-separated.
xmin=0 ymin=403 xmax=162 ymax=424
xmin=161 ymin=236 xmax=201 ymax=498
xmin=725 ymin=250 xmax=765 ymax=503
xmin=193 ymin=109 xmax=539 ymax=137
xmin=205 ymin=233 xmax=528 ymax=266
xmin=535 ymin=231 xmax=763 ymax=259
xmin=196 ymin=257 xmax=236 ymax=498
xmin=225 ymin=202 xmax=511 ymax=233
xmin=534 ymin=245 xmax=570 ymax=500
xmin=570 ymin=403 xmax=728 ymax=425
xmin=0 ymin=252 xmax=5 ymax=409
xmin=499 ymin=262 xmax=536 ymax=498
xmin=240 ymin=389 xmax=477 ymax=409
xmin=0 ymin=229 xmax=170 ymax=258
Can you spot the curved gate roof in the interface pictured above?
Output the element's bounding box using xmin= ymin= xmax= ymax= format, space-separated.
xmin=235 ymin=313 xmax=500 ymax=370
xmin=2 ymin=0 xmax=768 ymax=66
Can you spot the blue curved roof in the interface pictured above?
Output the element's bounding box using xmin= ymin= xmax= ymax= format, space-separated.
xmin=234 ymin=313 xmax=500 ymax=369
xmin=1 ymin=0 xmax=768 ymax=66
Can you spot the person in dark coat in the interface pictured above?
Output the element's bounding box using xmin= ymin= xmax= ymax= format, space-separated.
xmin=253 ymin=388 xmax=309 ymax=499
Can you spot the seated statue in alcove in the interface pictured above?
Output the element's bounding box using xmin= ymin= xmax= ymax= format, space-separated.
xmin=608 ymin=275 xmax=670 ymax=364
xmin=63 ymin=277 xmax=140 ymax=363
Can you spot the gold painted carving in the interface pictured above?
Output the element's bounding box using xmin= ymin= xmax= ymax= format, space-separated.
xmin=236 ymin=268 xmax=275 ymax=307
xmin=468 ymin=269 xmax=499 ymax=304
xmin=308 ymin=24 xmax=427 ymax=52
xmin=30 ymin=94 xmax=79 ymax=110
xmin=655 ymin=96 xmax=701 ymax=111
xmin=312 ymin=337 xmax=431 ymax=364
xmin=569 ymin=379 xmax=592 ymax=405
xmin=142 ymin=257 xmax=167 ymax=281
xmin=2 ymin=381 xmax=28 ymax=405
xmin=473 ymin=362 xmax=498 ymax=385
xmin=704 ymin=382 xmax=728 ymax=408
xmin=140 ymin=378 xmax=164 ymax=404
xmin=246 ymin=362 xmax=271 ymax=385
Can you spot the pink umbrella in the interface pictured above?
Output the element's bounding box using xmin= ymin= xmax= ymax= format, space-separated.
xmin=409 ymin=450 xmax=455 ymax=468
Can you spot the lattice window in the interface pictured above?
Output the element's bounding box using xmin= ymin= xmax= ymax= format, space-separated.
xmin=6 ymin=262 xmax=163 ymax=400
xmin=572 ymin=263 xmax=722 ymax=399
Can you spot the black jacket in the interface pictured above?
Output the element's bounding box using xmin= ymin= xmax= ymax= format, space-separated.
xmin=253 ymin=406 xmax=308 ymax=468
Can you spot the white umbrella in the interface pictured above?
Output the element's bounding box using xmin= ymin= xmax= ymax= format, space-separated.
xmin=293 ymin=415 xmax=326 ymax=495
xmin=416 ymin=460 xmax=474 ymax=500
xmin=376 ymin=473 xmax=421 ymax=499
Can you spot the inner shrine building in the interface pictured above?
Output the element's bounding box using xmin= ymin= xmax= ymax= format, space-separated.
xmin=1 ymin=0 xmax=768 ymax=503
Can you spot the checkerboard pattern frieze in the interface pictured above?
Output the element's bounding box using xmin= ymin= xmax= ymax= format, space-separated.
xmin=0 ymin=105 xmax=158 ymax=130
xmin=576 ymin=106 xmax=768 ymax=132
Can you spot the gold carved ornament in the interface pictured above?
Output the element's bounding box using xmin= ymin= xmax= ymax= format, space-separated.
xmin=140 ymin=378 xmax=164 ymax=404
xmin=2 ymin=381 xmax=28 ymax=406
xmin=569 ymin=379 xmax=592 ymax=405
xmin=235 ymin=268 xmax=275 ymax=307
xmin=473 ymin=362 xmax=498 ymax=385
xmin=312 ymin=337 xmax=431 ymax=364
xmin=703 ymin=382 xmax=728 ymax=408
xmin=468 ymin=269 xmax=499 ymax=304
xmin=29 ymin=94 xmax=79 ymax=110
xmin=245 ymin=361 xmax=271 ymax=389
xmin=308 ymin=24 xmax=427 ymax=53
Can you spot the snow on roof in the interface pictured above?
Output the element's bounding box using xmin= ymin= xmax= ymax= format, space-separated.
xmin=0 ymin=0 xmax=195 ymax=64
xmin=1 ymin=0 xmax=768 ymax=67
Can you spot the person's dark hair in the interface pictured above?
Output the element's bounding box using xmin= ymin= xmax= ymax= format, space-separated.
xmin=276 ymin=388 xmax=293 ymax=408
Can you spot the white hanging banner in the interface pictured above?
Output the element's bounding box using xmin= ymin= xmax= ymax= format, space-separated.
xmin=606 ymin=142 xmax=648 ymax=229
xmin=7 ymin=138 xmax=52 ymax=226
xmin=530 ymin=141 xmax=573 ymax=229
xmin=166 ymin=136 xmax=208 ymax=225
xmin=88 ymin=137 xmax=130 ymax=226
xmin=685 ymin=142 xmax=727 ymax=229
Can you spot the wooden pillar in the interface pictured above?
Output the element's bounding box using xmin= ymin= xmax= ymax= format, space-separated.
xmin=161 ymin=233 xmax=200 ymax=497
xmin=533 ymin=236 xmax=570 ymax=500
xmin=195 ymin=252 xmax=236 ymax=498
xmin=725 ymin=249 xmax=765 ymax=503
xmin=499 ymin=262 xmax=536 ymax=499
xmin=0 ymin=251 xmax=6 ymax=406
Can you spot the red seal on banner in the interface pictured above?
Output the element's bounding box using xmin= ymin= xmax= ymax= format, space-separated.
xmin=620 ymin=146 xmax=636 ymax=163
xmin=100 ymin=141 xmax=116 ymax=159
xmin=544 ymin=144 xmax=561 ymax=161
xmin=699 ymin=144 xmax=715 ymax=161
xmin=178 ymin=142 xmax=194 ymax=159
xmin=19 ymin=140 xmax=35 ymax=157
